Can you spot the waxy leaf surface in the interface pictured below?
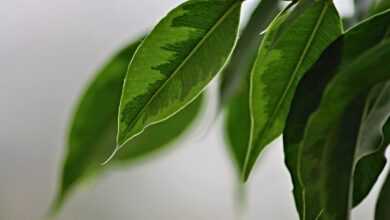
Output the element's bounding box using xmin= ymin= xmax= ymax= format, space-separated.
xmin=298 ymin=36 xmax=390 ymax=220
xmin=118 ymin=0 xmax=242 ymax=149
xmin=244 ymin=0 xmax=342 ymax=180
xmin=284 ymin=10 xmax=390 ymax=219
xmin=54 ymin=39 xmax=203 ymax=212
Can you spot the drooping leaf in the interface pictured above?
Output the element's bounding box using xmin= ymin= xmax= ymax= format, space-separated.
xmin=222 ymin=0 xmax=279 ymax=177
xmin=219 ymin=0 xmax=279 ymax=107
xmin=283 ymin=10 xmax=390 ymax=219
xmin=298 ymin=37 xmax=390 ymax=220
xmin=117 ymin=0 xmax=242 ymax=151
xmin=352 ymin=82 xmax=390 ymax=207
xmin=53 ymin=39 xmax=203 ymax=213
xmin=243 ymin=0 xmax=342 ymax=181
xmin=225 ymin=77 xmax=250 ymax=174
xmin=348 ymin=2 xmax=390 ymax=208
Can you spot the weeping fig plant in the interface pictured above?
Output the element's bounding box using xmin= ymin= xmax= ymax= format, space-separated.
xmin=52 ymin=0 xmax=390 ymax=219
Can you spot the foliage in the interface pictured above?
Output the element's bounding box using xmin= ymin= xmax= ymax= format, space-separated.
xmin=52 ymin=0 xmax=390 ymax=219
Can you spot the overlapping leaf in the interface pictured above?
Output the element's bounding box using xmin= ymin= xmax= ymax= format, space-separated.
xmin=297 ymin=24 xmax=390 ymax=220
xmin=222 ymin=0 xmax=279 ymax=176
xmin=117 ymin=0 xmax=242 ymax=152
xmin=220 ymin=0 xmax=279 ymax=107
xmin=243 ymin=0 xmax=342 ymax=180
xmin=53 ymin=39 xmax=203 ymax=212
xmin=284 ymin=10 xmax=390 ymax=219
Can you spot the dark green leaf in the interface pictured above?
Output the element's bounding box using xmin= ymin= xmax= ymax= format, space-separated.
xmin=219 ymin=0 xmax=279 ymax=107
xmin=52 ymin=39 xmax=203 ymax=213
xmin=117 ymin=0 xmax=242 ymax=151
xmin=244 ymin=0 xmax=342 ymax=181
xmin=298 ymin=35 xmax=390 ymax=220
xmin=284 ymin=11 xmax=390 ymax=219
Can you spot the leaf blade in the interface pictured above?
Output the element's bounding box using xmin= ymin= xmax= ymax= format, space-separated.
xmin=118 ymin=0 xmax=242 ymax=148
xmin=53 ymin=39 xmax=203 ymax=213
xmin=244 ymin=0 xmax=342 ymax=180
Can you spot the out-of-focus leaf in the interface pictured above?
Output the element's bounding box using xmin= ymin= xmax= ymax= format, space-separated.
xmin=243 ymin=0 xmax=342 ymax=181
xmin=298 ymin=37 xmax=390 ymax=220
xmin=52 ymin=39 xmax=203 ymax=213
xmin=284 ymin=11 xmax=390 ymax=219
xmin=117 ymin=0 xmax=242 ymax=151
xmin=219 ymin=0 xmax=279 ymax=107
xmin=370 ymin=0 xmax=390 ymax=14
xmin=222 ymin=0 xmax=279 ymax=177
xmin=225 ymin=77 xmax=250 ymax=174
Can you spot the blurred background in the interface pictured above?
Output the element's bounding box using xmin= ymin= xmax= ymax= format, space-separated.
xmin=0 ymin=0 xmax=388 ymax=219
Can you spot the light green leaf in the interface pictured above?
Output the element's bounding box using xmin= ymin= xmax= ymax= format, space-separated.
xmin=243 ymin=0 xmax=342 ymax=181
xmin=52 ymin=39 xmax=203 ymax=213
xmin=117 ymin=0 xmax=242 ymax=151
xmin=284 ymin=10 xmax=390 ymax=219
xmin=220 ymin=0 xmax=279 ymax=107
xmin=298 ymin=36 xmax=390 ymax=220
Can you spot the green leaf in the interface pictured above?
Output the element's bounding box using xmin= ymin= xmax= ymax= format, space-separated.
xmin=225 ymin=77 xmax=250 ymax=174
xmin=219 ymin=0 xmax=279 ymax=107
xmin=371 ymin=0 xmax=390 ymax=14
xmin=52 ymin=39 xmax=203 ymax=213
xmin=284 ymin=10 xmax=390 ymax=219
xmin=222 ymin=0 xmax=279 ymax=177
xmin=243 ymin=0 xmax=342 ymax=181
xmin=117 ymin=0 xmax=242 ymax=150
xmin=298 ymin=31 xmax=390 ymax=220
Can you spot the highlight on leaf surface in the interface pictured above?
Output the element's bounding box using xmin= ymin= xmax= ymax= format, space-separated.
xmin=221 ymin=0 xmax=280 ymax=177
xmin=116 ymin=0 xmax=242 ymax=152
xmin=243 ymin=0 xmax=342 ymax=181
xmin=296 ymin=30 xmax=390 ymax=220
xmin=52 ymin=39 xmax=203 ymax=213
xmin=284 ymin=9 xmax=390 ymax=219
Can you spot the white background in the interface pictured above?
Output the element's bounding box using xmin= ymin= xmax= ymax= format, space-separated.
xmin=0 ymin=0 xmax=387 ymax=219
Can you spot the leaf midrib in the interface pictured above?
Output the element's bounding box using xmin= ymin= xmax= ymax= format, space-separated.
xmin=119 ymin=1 xmax=241 ymax=146
xmin=243 ymin=1 xmax=331 ymax=179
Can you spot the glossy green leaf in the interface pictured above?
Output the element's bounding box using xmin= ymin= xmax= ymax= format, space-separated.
xmin=284 ymin=10 xmax=390 ymax=219
xmin=117 ymin=0 xmax=242 ymax=152
xmin=219 ymin=0 xmax=279 ymax=107
xmin=298 ymin=35 xmax=390 ymax=220
xmin=52 ymin=39 xmax=203 ymax=213
xmin=349 ymin=1 xmax=390 ymax=208
xmin=222 ymin=0 xmax=279 ymax=176
xmin=243 ymin=0 xmax=342 ymax=180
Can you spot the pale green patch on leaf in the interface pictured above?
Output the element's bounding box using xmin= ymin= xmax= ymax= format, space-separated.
xmin=52 ymin=39 xmax=203 ymax=214
xmin=219 ymin=0 xmax=279 ymax=107
xmin=284 ymin=10 xmax=390 ymax=219
xmin=298 ymin=37 xmax=390 ymax=220
xmin=117 ymin=0 xmax=242 ymax=153
xmin=243 ymin=0 xmax=342 ymax=181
